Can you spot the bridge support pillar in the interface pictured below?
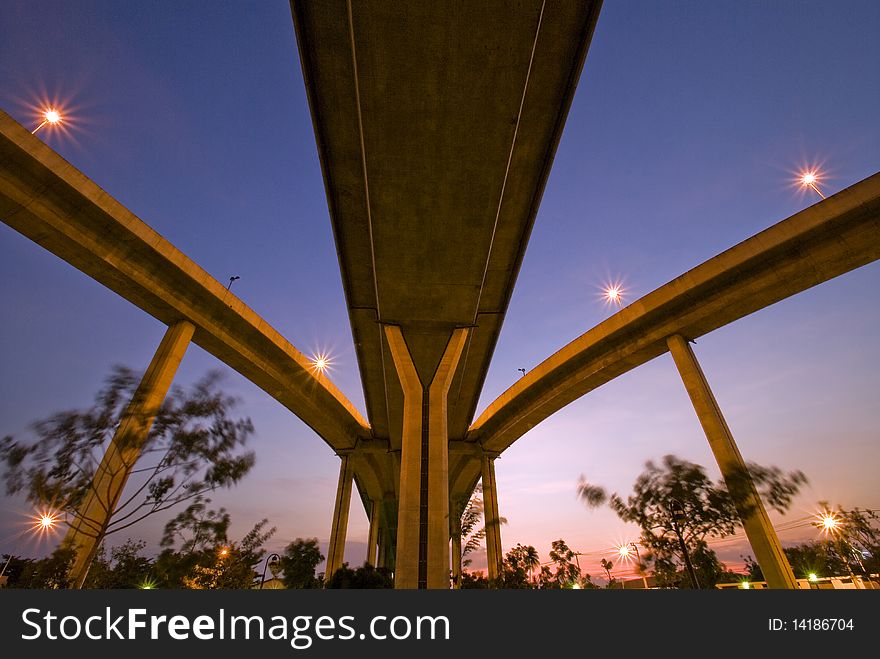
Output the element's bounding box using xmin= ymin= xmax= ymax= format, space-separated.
xmin=450 ymin=512 xmax=462 ymax=588
xmin=64 ymin=320 xmax=195 ymax=588
xmin=385 ymin=325 xmax=468 ymax=588
xmin=366 ymin=500 xmax=380 ymax=567
xmin=377 ymin=497 xmax=398 ymax=572
xmin=666 ymin=334 xmax=797 ymax=589
xmin=325 ymin=453 xmax=353 ymax=583
xmin=481 ymin=453 xmax=504 ymax=583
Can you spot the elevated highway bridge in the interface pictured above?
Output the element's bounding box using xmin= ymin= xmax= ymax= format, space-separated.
xmin=1 ymin=0 xmax=878 ymax=589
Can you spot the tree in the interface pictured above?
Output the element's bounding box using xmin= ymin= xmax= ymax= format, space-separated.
xmin=578 ymin=454 xmax=807 ymax=588
xmin=457 ymin=482 xmax=507 ymax=571
xmin=545 ymin=539 xmax=581 ymax=588
xmin=744 ymin=541 xmax=849 ymax=583
xmin=153 ymin=497 xmax=275 ymax=589
xmin=819 ymin=504 xmax=880 ymax=578
xmin=0 ymin=366 xmax=257 ymax=567
xmin=499 ymin=543 xmax=539 ymax=588
xmin=83 ymin=539 xmax=154 ymax=589
xmin=325 ymin=562 xmax=394 ymax=589
xmin=459 ymin=569 xmax=490 ymax=589
xmin=458 ymin=484 xmax=485 ymax=569
xmin=599 ymin=558 xmax=615 ymax=587
xmin=278 ymin=538 xmax=324 ymax=589
xmin=9 ymin=547 xmax=76 ymax=589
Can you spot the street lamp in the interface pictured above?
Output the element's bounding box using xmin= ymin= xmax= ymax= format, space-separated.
xmin=0 ymin=510 xmax=61 ymax=577
xmin=603 ymin=285 xmax=624 ymax=308
xmin=260 ymin=553 xmax=281 ymax=589
xmin=814 ymin=509 xmax=867 ymax=585
xmin=311 ymin=352 xmax=333 ymax=374
xmin=32 ymin=108 xmax=63 ymax=134
xmin=617 ymin=542 xmax=649 ymax=590
xmin=799 ymin=170 xmax=826 ymax=199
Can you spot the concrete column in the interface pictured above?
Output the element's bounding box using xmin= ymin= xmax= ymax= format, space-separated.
xmin=384 ymin=326 xmax=423 ymax=588
xmin=65 ymin=320 xmax=195 ymax=588
xmin=481 ymin=453 xmax=503 ymax=583
xmin=377 ymin=497 xmax=398 ymax=572
xmin=450 ymin=513 xmax=462 ymax=589
xmin=325 ymin=453 xmax=353 ymax=582
xmin=385 ymin=325 xmax=468 ymax=589
xmin=366 ymin=500 xmax=380 ymax=567
xmin=666 ymin=334 xmax=797 ymax=589
xmin=426 ymin=328 xmax=468 ymax=588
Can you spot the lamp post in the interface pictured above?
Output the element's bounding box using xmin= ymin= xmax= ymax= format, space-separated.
xmin=669 ymin=498 xmax=700 ymax=589
xmin=620 ymin=542 xmax=649 ymax=590
xmin=260 ymin=553 xmax=281 ymax=589
xmin=32 ymin=108 xmax=63 ymax=134
xmin=799 ymin=171 xmax=826 ymax=199
xmin=816 ymin=510 xmax=868 ymax=588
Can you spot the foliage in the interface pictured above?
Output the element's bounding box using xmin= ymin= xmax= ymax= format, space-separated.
xmin=325 ymin=562 xmax=394 ymax=589
xmin=456 ymin=482 xmax=507 ymax=570
xmin=83 ymin=539 xmax=154 ymax=588
xmin=745 ymin=503 xmax=880 ymax=582
xmin=278 ymin=537 xmax=324 ymax=589
xmin=541 ymin=539 xmax=582 ymax=589
xmin=0 ymin=367 xmax=256 ymax=551
xmin=578 ymin=454 xmax=807 ymax=588
xmin=3 ymin=547 xmax=76 ymax=589
xmin=497 ymin=543 xmax=540 ymax=588
xmin=458 ymin=483 xmax=485 ymax=566
xmin=459 ymin=569 xmax=490 ymax=588
xmin=154 ymin=498 xmax=275 ymax=589
xmin=820 ymin=504 xmax=880 ymax=577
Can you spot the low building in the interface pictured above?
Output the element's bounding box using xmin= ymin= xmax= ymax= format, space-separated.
xmin=716 ymin=575 xmax=879 ymax=590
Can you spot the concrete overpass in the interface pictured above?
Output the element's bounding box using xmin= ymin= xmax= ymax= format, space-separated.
xmin=2 ymin=0 xmax=879 ymax=589
xmin=292 ymin=0 xmax=602 ymax=587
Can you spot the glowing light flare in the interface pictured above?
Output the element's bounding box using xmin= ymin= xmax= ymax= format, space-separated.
xmin=819 ymin=513 xmax=839 ymax=534
xmin=814 ymin=509 xmax=842 ymax=536
xmin=808 ymin=573 xmax=818 ymax=582
xmin=218 ymin=547 xmax=230 ymax=557
xmin=310 ymin=351 xmax=334 ymax=375
xmin=31 ymin=511 xmax=60 ymax=536
xmin=605 ymin=286 xmax=623 ymax=306
xmin=617 ymin=544 xmax=633 ymax=560
xmin=598 ymin=279 xmax=627 ymax=310
xmin=798 ymin=169 xmax=826 ymax=200
xmin=32 ymin=107 xmax=64 ymax=134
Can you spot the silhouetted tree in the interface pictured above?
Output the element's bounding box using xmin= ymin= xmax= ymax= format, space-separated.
xmin=456 ymin=482 xmax=507 ymax=572
xmin=545 ymin=539 xmax=581 ymax=588
xmin=154 ymin=498 xmax=275 ymax=588
xmin=0 ymin=367 xmax=257 ymax=565
xmin=499 ymin=543 xmax=538 ymax=588
xmin=83 ymin=539 xmax=153 ymax=588
xmin=325 ymin=562 xmax=394 ymax=589
xmin=10 ymin=547 xmax=76 ymax=589
xmin=578 ymin=454 xmax=807 ymax=588
xmin=278 ymin=537 xmax=324 ymax=589
xmin=459 ymin=569 xmax=490 ymax=589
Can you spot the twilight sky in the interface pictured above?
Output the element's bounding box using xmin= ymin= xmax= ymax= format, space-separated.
xmin=1 ymin=1 xmax=878 ymax=581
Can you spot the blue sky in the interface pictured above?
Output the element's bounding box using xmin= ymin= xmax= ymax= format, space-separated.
xmin=1 ymin=1 xmax=878 ymax=580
